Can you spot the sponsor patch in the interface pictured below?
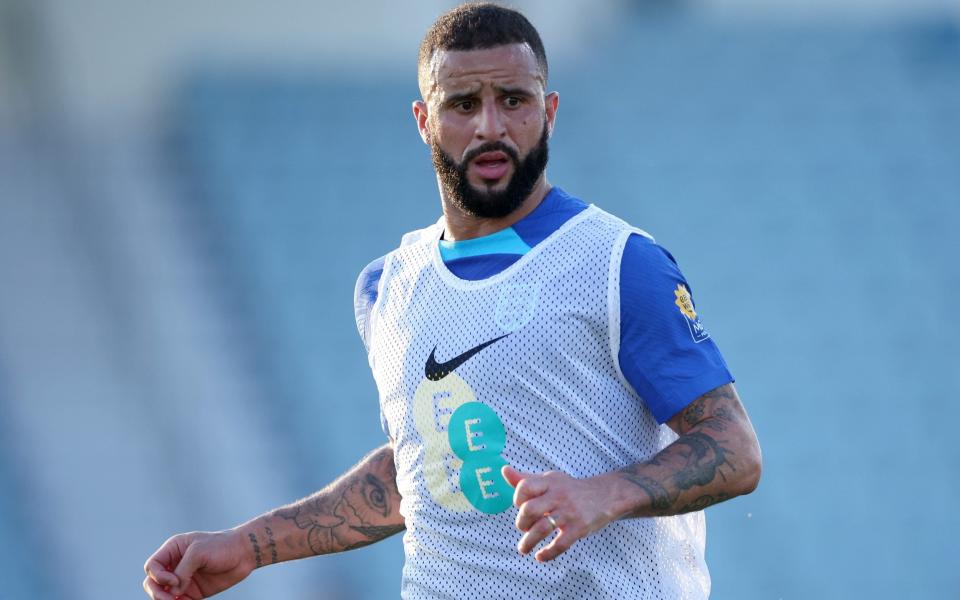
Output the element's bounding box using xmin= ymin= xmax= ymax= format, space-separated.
xmin=674 ymin=283 xmax=710 ymax=343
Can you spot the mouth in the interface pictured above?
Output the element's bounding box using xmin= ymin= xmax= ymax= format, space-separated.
xmin=470 ymin=151 xmax=512 ymax=181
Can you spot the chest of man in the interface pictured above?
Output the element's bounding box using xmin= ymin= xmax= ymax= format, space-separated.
xmin=367 ymin=210 xmax=664 ymax=517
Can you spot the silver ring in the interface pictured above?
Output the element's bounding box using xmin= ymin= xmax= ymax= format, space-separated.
xmin=545 ymin=514 xmax=559 ymax=530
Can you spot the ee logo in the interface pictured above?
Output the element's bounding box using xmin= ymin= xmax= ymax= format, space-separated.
xmin=447 ymin=402 xmax=513 ymax=514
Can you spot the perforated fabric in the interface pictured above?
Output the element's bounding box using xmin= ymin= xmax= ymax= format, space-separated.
xmin=367 ymin=205 xmax=709 ymax=599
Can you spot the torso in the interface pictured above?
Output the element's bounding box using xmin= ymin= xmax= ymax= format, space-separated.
xmin=367 ymin=205 xmax=709 ymax=600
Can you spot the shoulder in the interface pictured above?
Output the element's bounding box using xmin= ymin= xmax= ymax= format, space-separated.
xmin=617 ymin=232 xmax=700 ymax=325
xmin=579 ymin=206 xmax=671 ymax=279
xmin=352 ymin=219 xmax=441 ymax=350
xmin=354 ymin=256 xmax=386 ymax=307
xmin=354 ymin=256 xmax=387 ymax=351
xmin=398 ymin=219 xmax=443 ymax=248
xmin=621 ymin=232 xmax=680 ymax=277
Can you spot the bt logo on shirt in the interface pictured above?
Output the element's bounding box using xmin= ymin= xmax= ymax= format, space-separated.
xmin=448 ymin=402 xmax=512 ymax=514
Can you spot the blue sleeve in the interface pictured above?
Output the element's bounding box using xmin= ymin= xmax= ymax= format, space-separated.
xmin=354 ymin=255 xmax=391 ymax=439
xmin=618 ymin=234 xmax=734 ymax=424
xmin=354 ymin=256 xmax=386 ymax=353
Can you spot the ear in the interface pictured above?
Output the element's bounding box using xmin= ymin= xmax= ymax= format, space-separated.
xmin=544 ymin=91 xmax=559 ymax=138
xmin=412 ymin=100 xmax=431 ymax=145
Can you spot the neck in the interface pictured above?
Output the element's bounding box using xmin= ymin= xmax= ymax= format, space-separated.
xmin=439 ymin=175 xmax=552 ymax=242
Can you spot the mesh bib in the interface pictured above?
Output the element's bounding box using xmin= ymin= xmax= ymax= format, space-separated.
xmin=368 ymin=205 xmax=709 ymax=599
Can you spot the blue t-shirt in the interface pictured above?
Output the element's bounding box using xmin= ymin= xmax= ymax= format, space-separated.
xmin=355 ymin=187 xmax=733 ymax=424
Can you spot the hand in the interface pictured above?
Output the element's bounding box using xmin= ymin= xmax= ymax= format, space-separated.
xmin=143 ymin=529 xmax=255 ymax=600
xmin=502 ymin=466 xmax=621 ymax=563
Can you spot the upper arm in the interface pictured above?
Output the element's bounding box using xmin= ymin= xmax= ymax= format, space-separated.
xmin=617 ymin=233 xmax=734 ymax=424
xmin=665 ymin=382 xmax=751 ymax=437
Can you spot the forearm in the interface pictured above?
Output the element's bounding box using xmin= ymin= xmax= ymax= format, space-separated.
xmin=607 ymin=384 xmax=762 ymax=518
xmin=235 ymin=443 xmax=404 ymax=567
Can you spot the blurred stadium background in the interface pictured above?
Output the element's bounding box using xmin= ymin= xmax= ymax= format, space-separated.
xmin=1 ymin=0 xmax=958 ymax=598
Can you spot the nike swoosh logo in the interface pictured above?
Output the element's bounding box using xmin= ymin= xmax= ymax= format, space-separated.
xmin=424 ymin=334 xmax=510 ymax=381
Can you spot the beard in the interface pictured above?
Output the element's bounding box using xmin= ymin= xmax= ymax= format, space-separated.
xmin=431 ymin=121 xmax=549 ymax=219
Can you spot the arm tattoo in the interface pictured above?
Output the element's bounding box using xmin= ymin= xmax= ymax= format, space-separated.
xmin=619 ymin=383 xmax=746 ymax=516
xmin=264 ymin=526 xmax=279 ymax=565
xmin=677 ymin=493 xmax=731 ymax=513
xmin=273 ymin=447 xmax=404 ymax=555
xmin=681 ymin=386 xmax=736 ymax=433
xmin=682 ymin=401 xmax=705 ymax=427
xmin=248 ymin=533 xmax=263 ymax=568
xmin=671 ymin=432 xmax=734 ymax=490
xmin=617 ymin=472 xmax=672 ymax=511
xmin=362 ymin=473 xmax=390 ymax=517
xmin=350 ymin=523 xmax=407 ymax=538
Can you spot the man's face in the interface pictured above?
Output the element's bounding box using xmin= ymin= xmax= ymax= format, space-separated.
xmin=414 ymin=43 xmax=559 ymax=219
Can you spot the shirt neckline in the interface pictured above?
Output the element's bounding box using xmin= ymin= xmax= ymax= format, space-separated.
xmin=429 ymin=204 xmax=599 ymax=290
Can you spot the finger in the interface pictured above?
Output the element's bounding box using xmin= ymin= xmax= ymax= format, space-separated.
xmin=515 ymin=494 xmax=559 ymax=533
xmin=517 ymin=514 xmax=559 ymax=555
xmin=535 ymin=528 xmax=579 ymax=563
xmin=171 ymin=545 xmax=202 ymax=597
xmin=510 ymin=472 xmax=549 ymax=506
xmin=143 ymin=576 xmax=176 ymax=600
xmin=501 ymin=465 xmax=530 ymax=488
xmin=144 ymin=557 xmax=178 ymax=587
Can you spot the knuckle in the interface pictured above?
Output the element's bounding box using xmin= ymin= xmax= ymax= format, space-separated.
xmin=520 ymin=504 xmax=540 ymax=523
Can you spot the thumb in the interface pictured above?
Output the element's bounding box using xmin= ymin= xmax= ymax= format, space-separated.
xmin=501 ymin=465 xmax=531 ymax=488
xmin=172 ymin=543 xmax=203 ymax=596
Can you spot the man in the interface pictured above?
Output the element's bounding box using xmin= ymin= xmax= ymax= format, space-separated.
xmin=143 ymin=4 xmax=761 ymax=599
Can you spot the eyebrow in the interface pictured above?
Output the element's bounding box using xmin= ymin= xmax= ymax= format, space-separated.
xmin=443 ymin=87 xmax=482 ymax=105
xmin=493 ymin=85 xmax=535 ymax=97
xmin=442 ymin=84 xmax=536 ymax=105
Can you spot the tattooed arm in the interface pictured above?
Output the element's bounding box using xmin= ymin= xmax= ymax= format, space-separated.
xmin=143 ymin=444 xmax=403 ymax=600
xmin=612 ymin=382 xmax=761 ymax=516
xmin=245 ymin=444 xmax=404 ymax=562
xmin=503 ymin=383 xmax=761 ymax=562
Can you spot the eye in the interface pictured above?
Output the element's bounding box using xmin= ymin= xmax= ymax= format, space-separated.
xmin=504 ymin=96 xmax=523 ymax=108
xmin=455 ymin=100 xmax=475 ymax=112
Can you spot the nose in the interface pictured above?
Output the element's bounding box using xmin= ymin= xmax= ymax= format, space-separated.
xmin=475 ymin=101 xmax=506 ymax=141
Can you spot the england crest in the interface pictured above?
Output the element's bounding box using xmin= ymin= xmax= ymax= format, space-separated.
xmin=495 ymin=282 xmax=540 ymax=332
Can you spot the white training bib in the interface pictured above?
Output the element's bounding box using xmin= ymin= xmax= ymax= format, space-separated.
xmin=367 ymin=206 xmax=709 ymax=599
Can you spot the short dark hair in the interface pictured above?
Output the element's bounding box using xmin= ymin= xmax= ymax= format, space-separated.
xmin=418 ymin=3 xmax=548 ymax=94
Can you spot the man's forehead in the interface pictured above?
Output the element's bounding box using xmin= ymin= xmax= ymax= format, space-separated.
xmin=423 ymin=43 xmax=543 ymax=100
